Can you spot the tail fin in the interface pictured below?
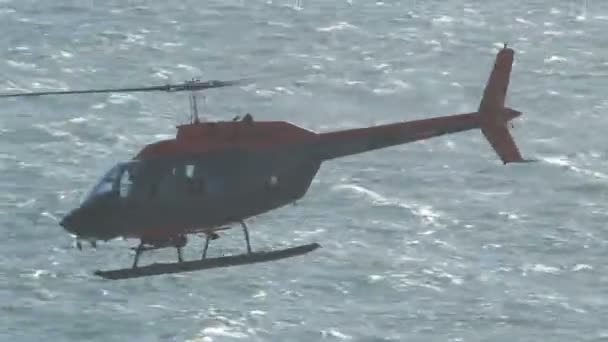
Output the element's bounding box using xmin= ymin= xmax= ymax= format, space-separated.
xmin=478 ymin=44 xmax=529 ymax=165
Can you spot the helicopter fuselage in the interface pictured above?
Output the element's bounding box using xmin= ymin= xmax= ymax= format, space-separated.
xmin=60 ymin=107 xmax=522 ymax=242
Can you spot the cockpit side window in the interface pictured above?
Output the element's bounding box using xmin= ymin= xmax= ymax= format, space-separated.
xmin=84 ymin=165 xmax=120 ymax=199
xmin=81 ymin=161 xmax=139 ymax=205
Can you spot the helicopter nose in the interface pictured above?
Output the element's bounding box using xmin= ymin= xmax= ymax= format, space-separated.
xmin=59 ymin=205 xmax=118 ymax=241
xmin=60 ymin=208 xmax=95 ymax=238
xmin=60 ymin=210 xmax=80 ymax=235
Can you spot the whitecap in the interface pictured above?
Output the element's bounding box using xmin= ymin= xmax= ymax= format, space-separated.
xmin=7 ymin=60 xmax=37 ymax=70
xmin=16 ymin=198 xmax=36 ymax=208
xmin=515 ymin=17 xmax=536 ymax=26
xmin=391 ymin=80 xmax=410 ymax=89
xmin=368 ymin=274 xmax=384 ymax=282
xmin=541 ymin=155 xmax=608 ymax=179
xmin=543 ymin=30 xmax=564 ymax=36
xmin=498 ymin=211 xmax=520 ymax=220
xmin=162 ymin=41 xmax=183 ymax=47
xmin=255 ymin=89 xmax=275 ymax=97
xmin=153 ymin=134 xmax=174 ymax=140
xmin=443 ymin=140 xmax=456 ymax=149
xmin=522 ymin=263 xmax=561 ymax=275
xmin=200 ymin=326 xmax=248 ymax=339
xmin=572 ymin=264 xmax=592 ymax=271
xmin=252 ymin=290 xmax=266 ymax=298
xmin=108 ymin=93 xmax=138 ymax=104
xmin=544 ymin=55 xmax=567 ymax=63
xmin=321 ymin=329 xmax=353 ymax=340
xmin=317 ymin=22 xmax=356 ymax=32
xmin=69 ymin=117 xmax=88 ymax=124
xmin=332 ymin=184 xmax=445 ymax=226
xmin=267 ymin=21 xmax=292 ymax=28
xmin=432 ymin=15 xmax=454 ymax=24
xmin=372 ymin=88 xmax=396 ymax=95
xmin=175 ymin=64 xmax=200 ymax=73
xmin=274 ymin=86 xmax=294 ymax=95
xmin=374 ymin=63 xmax=390 ymax=70
xmin=344 ymin=80 xmax=364 ymax=86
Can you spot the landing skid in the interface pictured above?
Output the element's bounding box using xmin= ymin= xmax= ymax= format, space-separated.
xmin=94 ymin=243 xmax=320 ymax=280
xmin=94 ymin=220 xmax=320 ymax=280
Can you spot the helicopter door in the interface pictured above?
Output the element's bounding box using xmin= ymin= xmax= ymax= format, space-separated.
xmin=184 ymin=163 xmax=205 ymax=195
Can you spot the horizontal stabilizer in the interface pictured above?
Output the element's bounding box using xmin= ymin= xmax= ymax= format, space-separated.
xmin=481 ymin=115 xmax=525 ymax=164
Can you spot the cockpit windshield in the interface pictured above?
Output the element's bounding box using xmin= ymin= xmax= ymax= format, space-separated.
xmin=81 ymin=161 xmax=139 ymax=205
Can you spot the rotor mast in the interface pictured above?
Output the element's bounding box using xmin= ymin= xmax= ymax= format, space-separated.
xmin=186 ymin=79 xmax=202 ymax=124
xmin=189 ymin=92 xmax=200 ymax=124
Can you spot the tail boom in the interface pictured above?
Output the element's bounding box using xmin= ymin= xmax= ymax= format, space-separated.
xmin=317 ymin=112 xmax=480 ymax=160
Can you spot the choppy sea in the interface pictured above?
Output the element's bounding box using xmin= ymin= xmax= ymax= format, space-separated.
xmin=1 ymin=0 xmax=608 ymax=341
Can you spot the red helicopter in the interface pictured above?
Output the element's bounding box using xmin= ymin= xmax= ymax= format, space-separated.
xmin=3 ymin=44 xmax=531 ymax=279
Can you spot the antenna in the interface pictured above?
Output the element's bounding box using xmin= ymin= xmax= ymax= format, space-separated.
xmin=188 ymin=92 xmax=198 ymax=124
xmin=191 ymin=92 xmax=199 ymax=123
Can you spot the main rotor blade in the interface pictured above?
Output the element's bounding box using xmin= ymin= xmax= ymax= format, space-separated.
xmin=0 ymin=84 xmax=168 ymax=97
xmin=0 ymin=78 xmax=256 ymax=98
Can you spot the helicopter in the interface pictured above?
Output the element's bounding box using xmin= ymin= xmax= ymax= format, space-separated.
xmin=2 ymin=44 xmax=531 ymax=280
